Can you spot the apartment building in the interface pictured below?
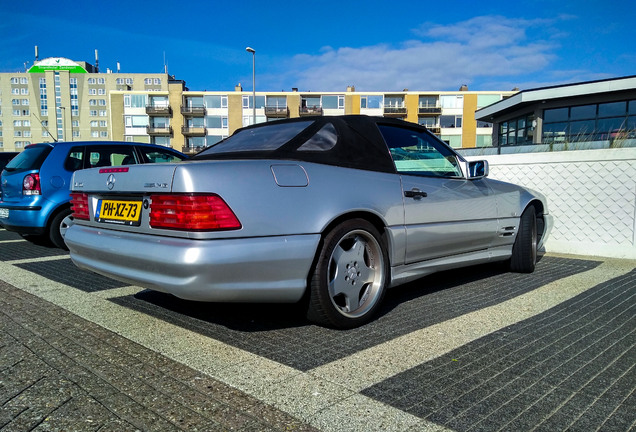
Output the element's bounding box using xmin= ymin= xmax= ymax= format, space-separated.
xmin=118 ymin=84 xmax=514 ymax=155
xmin=1 ymin=56 xmax=514 ymax=155
xmin=0 ymin=57 xmax=172 ymax=152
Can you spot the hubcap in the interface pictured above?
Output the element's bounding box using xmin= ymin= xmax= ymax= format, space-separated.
xmin=327 ymin=229 xmax=385 ymax=318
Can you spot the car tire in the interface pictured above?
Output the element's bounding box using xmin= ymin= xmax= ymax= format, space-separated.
xmin=306 ymin=219 xmax=389 ymax=329
xmin=510 ymin=206 xmax=537 ymax=273
xmin=49 ymin=208 xmax=73 ymax=250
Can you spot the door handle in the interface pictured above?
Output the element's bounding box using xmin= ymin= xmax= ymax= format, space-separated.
xmin=404 ymin=188 xmax=427 ymax=199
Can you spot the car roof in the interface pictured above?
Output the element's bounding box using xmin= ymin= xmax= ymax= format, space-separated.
xmin=194 ymin=115 xmax=434 ymax=174
xmin=23 ymin=141 xmax=186 ymax=156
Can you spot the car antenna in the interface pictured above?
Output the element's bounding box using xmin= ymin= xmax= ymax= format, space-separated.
xmin=31 ymin=111 xmax=57 ymax=142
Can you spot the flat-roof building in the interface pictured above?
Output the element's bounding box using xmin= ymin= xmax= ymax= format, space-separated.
xmin=474 ymin=75 xmax=636 ymax=154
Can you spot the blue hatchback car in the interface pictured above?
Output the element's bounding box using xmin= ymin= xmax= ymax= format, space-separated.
xmin=0 ymin=141 xmax=187 ymax=249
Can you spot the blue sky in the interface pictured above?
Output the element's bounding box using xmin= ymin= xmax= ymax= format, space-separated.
xmin=1 ymin=0 xmax=634 ymax=92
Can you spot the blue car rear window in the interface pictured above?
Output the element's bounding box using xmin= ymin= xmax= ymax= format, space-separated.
xmin=3 ymin=146 xmax=52 ymax=173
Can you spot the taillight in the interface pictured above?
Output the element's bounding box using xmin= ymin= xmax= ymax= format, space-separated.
xmin=70 ymin=193 xmax=90 ymax=220
xmin=23 ymin=174 xmax=41 ymax=195
xmin=150 ymin=194 xmax=241 ymax=231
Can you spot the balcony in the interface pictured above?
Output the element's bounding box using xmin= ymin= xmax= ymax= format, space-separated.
xmin=146 ymin=105 xmax=172 ymax=116
xmin=384 ymin=106 xmax=407 ymax=117
xmin=418 ymin=105 xmax=442 ymax=115
xmin=299 ymin=106 xmax=323 ymax=116
xmin=180 ymin=105 xmax=206 ymax=116
xmin=427 ymin=126 xmax=441 ymax=134
xmin=146 ymin=125 xmax=172 ymax=136
xmin=265 ymin=106 xmax=289 ymax=118
xmin=181 ymin=126 xmax=207 ymax=136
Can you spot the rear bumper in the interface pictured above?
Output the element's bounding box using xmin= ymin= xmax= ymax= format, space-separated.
xmin=65 ymin=224 xmax=321 ymax=303
xmin=0 ymin=203 xmax=46 ymax=234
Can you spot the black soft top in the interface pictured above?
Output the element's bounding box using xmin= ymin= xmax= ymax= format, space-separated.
xmin=193 ymin=115 xmax=436 ymax=174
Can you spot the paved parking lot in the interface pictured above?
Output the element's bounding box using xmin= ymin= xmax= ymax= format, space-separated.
xmin=1 ymin=227 xmax=634 ymax=431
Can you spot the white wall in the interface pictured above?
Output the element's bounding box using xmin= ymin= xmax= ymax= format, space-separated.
xmin=467 ymin=148 xmax=636 ymax=259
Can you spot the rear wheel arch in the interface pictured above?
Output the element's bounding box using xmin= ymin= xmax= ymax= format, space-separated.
xmin=47 ymin=203 xmax=73 ymax=250
xmin=306 ymin=216 xmax=390 ymax=328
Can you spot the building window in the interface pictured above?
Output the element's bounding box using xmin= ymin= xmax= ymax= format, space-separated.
xmin=124 ymin=94 xmax=146 ymax=108
xmin=440 ymin=115 xmax=462 ymax=128
xmin=440 ymin=95 xmax=463 ymax=109
xmin=500 ymin=115 xmax=535 ymax=146
xmin=360 ymin=95 xmax=383 ymax=109
xmin=542 ymin=100 xmax=635 ymax=144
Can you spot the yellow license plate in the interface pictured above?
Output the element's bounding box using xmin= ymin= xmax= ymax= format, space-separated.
xmin=96 ymin=200 xmax=142 ymax=226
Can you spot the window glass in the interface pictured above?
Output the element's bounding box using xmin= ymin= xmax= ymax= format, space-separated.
xmin=128 ymin=94 xmax=147 ymax=108
xmin=440 ymin=95 xmax=463 ymax=109
xmin=298 ymin=123 xmax=338 ymax=151
xmin=206 ymin=135 xmax=224 ymax=146
xmin=302 ymin=97 xmax=320 ymax=109
xmin=598 ymin=102 xmax=626 ymax=118
xmin=384 ymin=96 xmax=404 ymax=107
xmin=419 ymin=96 xmax=438 ymax=108
xmin=628 ymin=101 xmax=636 ymax=115
xmin=321 ymin=95 xmax=339 ymax=109
xmin=379 ymin=125 xmax=462 ymax=178
xmin=476 ymin=94 xmax=501 ymax=108
xmin=418 ymin=117 xmax=437 ymax=127
xmin=206 ymin=116 xmax=223 ymax=128
xmin=267 ymin=96 xmax=286 ymax=108
xmin=570 ymin=104 xmax=596 ymax=120
xmin=199 ymin=121 xmax=312 ymax=155
xmin=204 ymin=95 xmax=223 ymax=108
xmin=544 ymin=107 xmax=569 ymax=122
xmin=364 ymin=95 xmax=383 ymax=109
xmin=597 ymin=117 xmax=626 ymax=133
xmin=569 ymin=120 xmax=595 ymax=137
xmin=64 ymin=148 xmax=84 ymax=171
xmin=4 ymin=145 xmax=52 ymax=173
xmin=476 ymin=135 xmax=492 ymax=147
xmin=440 ymin=115 xmax=455 ymax=128
xmin=88 ymin=146 xmax=135 ymax=167
xmin=139 ymin=148 xmax=185 ymax=163
xmin=186 ymin=96 xmax=204 ymax=107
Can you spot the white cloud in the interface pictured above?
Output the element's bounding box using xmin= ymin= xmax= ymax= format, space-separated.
xmin=276 ymin=15 xmax=565 ymax=92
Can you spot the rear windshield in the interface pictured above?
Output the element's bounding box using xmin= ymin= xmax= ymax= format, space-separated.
xmin=197 ymin=121 xmax=313 ymax=155
xmin=3 ymin=145 xmax=52 ymax=173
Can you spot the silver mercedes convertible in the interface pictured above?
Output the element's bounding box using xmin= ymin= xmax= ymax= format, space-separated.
xmin=66 ymin=115 xmax=552 ymax=328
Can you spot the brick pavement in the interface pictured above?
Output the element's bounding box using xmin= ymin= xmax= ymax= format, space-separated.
xmin=0 ymin=279 xmax=318 ymax=431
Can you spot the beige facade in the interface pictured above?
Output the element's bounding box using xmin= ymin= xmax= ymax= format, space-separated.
xmin=1 ymin=57 xmax=515 ymax=155
xmin=0 ymin=57 xmax=171 ymax=152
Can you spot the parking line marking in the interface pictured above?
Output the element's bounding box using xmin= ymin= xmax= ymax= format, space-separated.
xmin=2 ymin=255 xmax=632 ymax=432
xmin=91 ymin=285 xmax=144 ymax=299
xmin=308 ymin=258 xmax=635 ymax=392
xmin=6 ymin=255 xmax=71 ymax=265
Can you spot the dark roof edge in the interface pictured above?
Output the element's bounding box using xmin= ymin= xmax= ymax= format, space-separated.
xmin=476 ymin=75 xmax=636 ymax=120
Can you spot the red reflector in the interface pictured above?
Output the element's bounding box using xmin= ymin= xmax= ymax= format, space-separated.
xmin=70 ymin=193 xmax=90 ymax=220
xmin=150 ymin=194 xmax=241 ymax=231
xmin=99 ymin=167 xmax=129 ymax=173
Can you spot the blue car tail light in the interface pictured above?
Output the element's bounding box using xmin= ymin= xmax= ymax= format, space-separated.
xmin=22 ymin=174 xmax=41 ymax=196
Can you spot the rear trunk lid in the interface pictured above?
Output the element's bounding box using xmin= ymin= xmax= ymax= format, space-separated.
xmin=71 ymin=163 xmax=179 ymax=194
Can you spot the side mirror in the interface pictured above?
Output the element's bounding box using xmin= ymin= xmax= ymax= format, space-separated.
xmin=467 ymin=160 xmax=489 ymax=179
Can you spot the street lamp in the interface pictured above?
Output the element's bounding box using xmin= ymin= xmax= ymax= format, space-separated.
xmin=246 ymin=47 xmax=256 ymax=125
